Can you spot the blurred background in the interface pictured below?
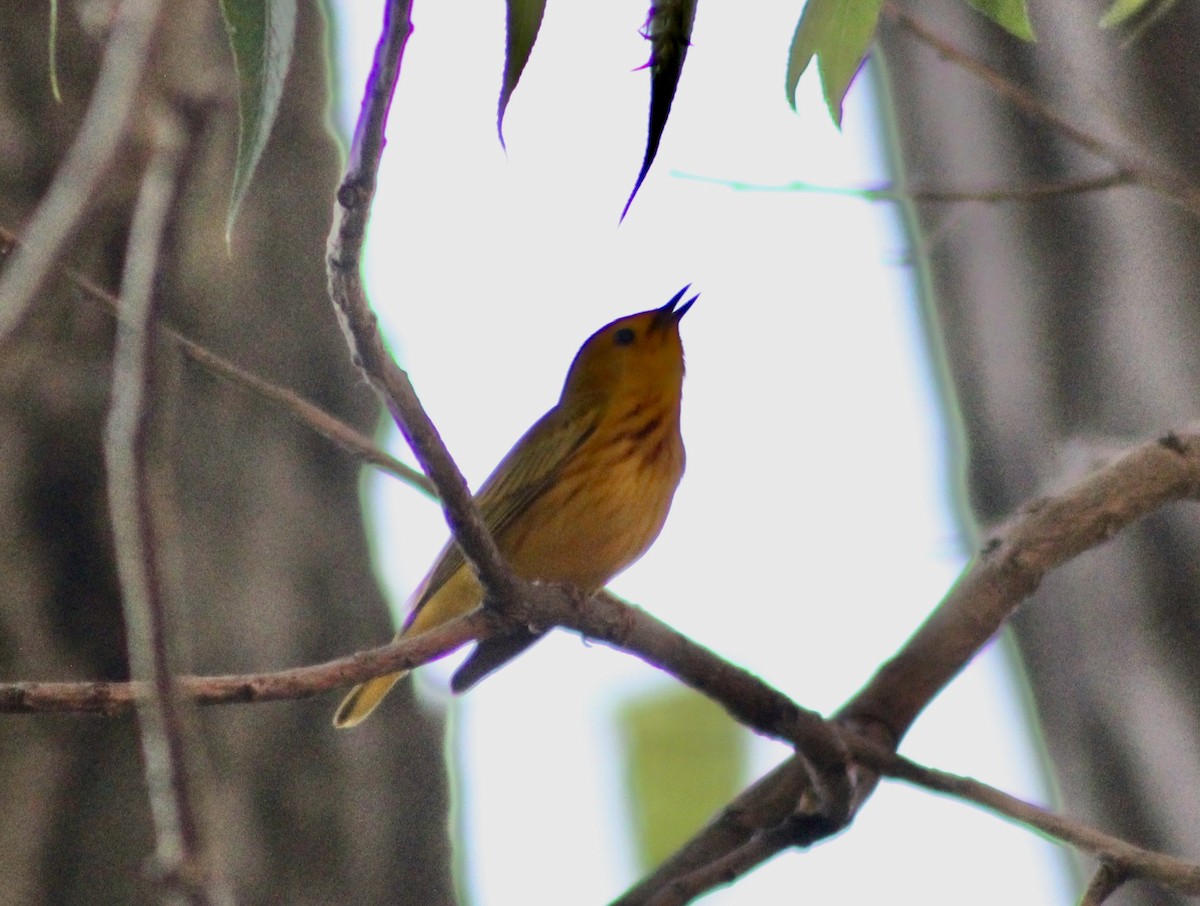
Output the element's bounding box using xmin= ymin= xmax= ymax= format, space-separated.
xmin=4 ymin=1 xmax=1199 ymax=903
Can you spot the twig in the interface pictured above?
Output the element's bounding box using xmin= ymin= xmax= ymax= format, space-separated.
xmin=673 ymin=170 xmax=1134 ymax=204
xmin=882 ymin=4 xmax=1200 ymax=218
xmin=0 ymin=610 xmax=491 ymax=715
xmin=0 ymin=224 xmax=434 ymax=498
xmin=105 ymin=108 xmax=227 ymax=905
xmin=0 ymin=0 xmax=165 ymax=343
xmin=864 ymin=747 xmax=1200 ymax=898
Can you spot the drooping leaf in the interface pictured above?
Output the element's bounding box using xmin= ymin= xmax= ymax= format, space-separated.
xmin=220 ymin=0 xmax=297 ymax=242
xmin=965 ymin=0 xmax=1036 ymax=40
xmin=622 ymin=0 xmax=698 ymax=220
xmin=498 ymin=0 xmax=547 ymax=146
xmin=785 ymin=0 xmax=883 ymax=128
xmin=617 ymin=686 xmax=748 ymax=871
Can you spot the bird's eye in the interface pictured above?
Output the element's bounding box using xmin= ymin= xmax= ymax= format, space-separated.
xmin=614 ymin=327 xmax=636 ymax=346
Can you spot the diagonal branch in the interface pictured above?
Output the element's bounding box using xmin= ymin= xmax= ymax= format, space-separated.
xmin=0 ymin=224 xmax=434 ymax=498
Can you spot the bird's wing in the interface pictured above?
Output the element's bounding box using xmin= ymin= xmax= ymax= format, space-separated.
xmin=403 ymin=405 xmax=599 ymax=627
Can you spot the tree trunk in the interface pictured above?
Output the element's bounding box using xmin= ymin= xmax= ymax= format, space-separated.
xmin=0 ymin=5 xmax=453 ymax=903
xmin=879 ymin=4 xmax=1200 ymax=903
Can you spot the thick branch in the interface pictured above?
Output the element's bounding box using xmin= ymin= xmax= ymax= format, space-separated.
xmin=842 ymin=429 xmax=1200 ymax=740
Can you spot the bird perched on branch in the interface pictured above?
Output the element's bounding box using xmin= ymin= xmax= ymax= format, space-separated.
xmin=334 ymin=287 xmax=696 ymax=728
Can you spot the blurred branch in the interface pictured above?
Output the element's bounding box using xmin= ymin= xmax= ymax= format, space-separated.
xmin=105 ymin=107 xmax=228 ymax=905
xmin=1079 ymin=864 xmax=1127 ymax=906
xmin=0 ymin=610 xmax=491 ymax=715
xmin=0 ymin=225 xmax=434 ymax=498
xmin=675 ymin=169 xmax=1134 ymax=203
xmin=883 ymin=3 xmax=1200 ymax=218
xmin=0 ymin=0 xmax=165 ymax=342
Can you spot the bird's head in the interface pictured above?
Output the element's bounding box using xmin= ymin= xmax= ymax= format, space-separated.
xmin=559 ymin=286 xmax=697 ymax=409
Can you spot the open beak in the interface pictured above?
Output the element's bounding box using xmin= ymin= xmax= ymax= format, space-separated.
xmin=652 ymin=285 xmax=699 ymax=330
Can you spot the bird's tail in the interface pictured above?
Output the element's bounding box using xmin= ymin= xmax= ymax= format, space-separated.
xmin=332 ymin=669 xmax=408 ymax=729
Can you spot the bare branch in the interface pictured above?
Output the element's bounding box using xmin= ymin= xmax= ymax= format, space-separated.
xmin=0 ymin=0 xmax=165 ymax=342
xmin=105 ymin=107 xmax=229 ymax=905
xmin=863 ymin=747 xmax=1200 ymax=898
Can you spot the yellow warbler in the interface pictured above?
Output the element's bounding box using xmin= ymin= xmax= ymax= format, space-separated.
xmin=333 ymin=287 xmax=696 ymax=728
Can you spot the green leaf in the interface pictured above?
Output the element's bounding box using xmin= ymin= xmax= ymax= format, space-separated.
xmin=785 ymin=0 xmax=883 ymax=128
xmin=498 ymin=0 xmax=547 ymax=146
xmin=965 ymin=0 xmax=1036 ymax=40
xmin=220 ymin=0 xmax=297 ymax=242
xmin=617 ymin=687 xmax=748 ymax=871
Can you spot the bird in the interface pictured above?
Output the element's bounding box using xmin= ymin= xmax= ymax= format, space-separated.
xmin=333 ymin=287 xmax=696 ymax=728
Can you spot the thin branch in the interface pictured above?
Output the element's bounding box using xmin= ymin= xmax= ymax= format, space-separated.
xmin=0 ymin=610 xmax=491 ymax=715
xmin=0 ymin=0 xmax=165 ymax=342
xmin=863 ymin=747 xmax=1200 ymax=898
xmin=0 ymin=224 xmax=434 ymax=498
xmin=105 ymin=108 xmax=227 ymax=905
xmin=565 ymin=589 xmax=848 ymax=783
xmin=325 ymin=0 xmax=523 ymax=604
xmin=883 ymin=3 xmax=1200 ymax=219
xmin=673 ymin=169 xmax=1134 ymax=204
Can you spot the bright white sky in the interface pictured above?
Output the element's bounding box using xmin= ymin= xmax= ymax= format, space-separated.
xmin=334 ymin=2 xmax=1072 ymax=903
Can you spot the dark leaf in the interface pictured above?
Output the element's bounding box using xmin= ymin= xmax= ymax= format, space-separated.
xmin=623 ymin=0 xmax=698 ymax=220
